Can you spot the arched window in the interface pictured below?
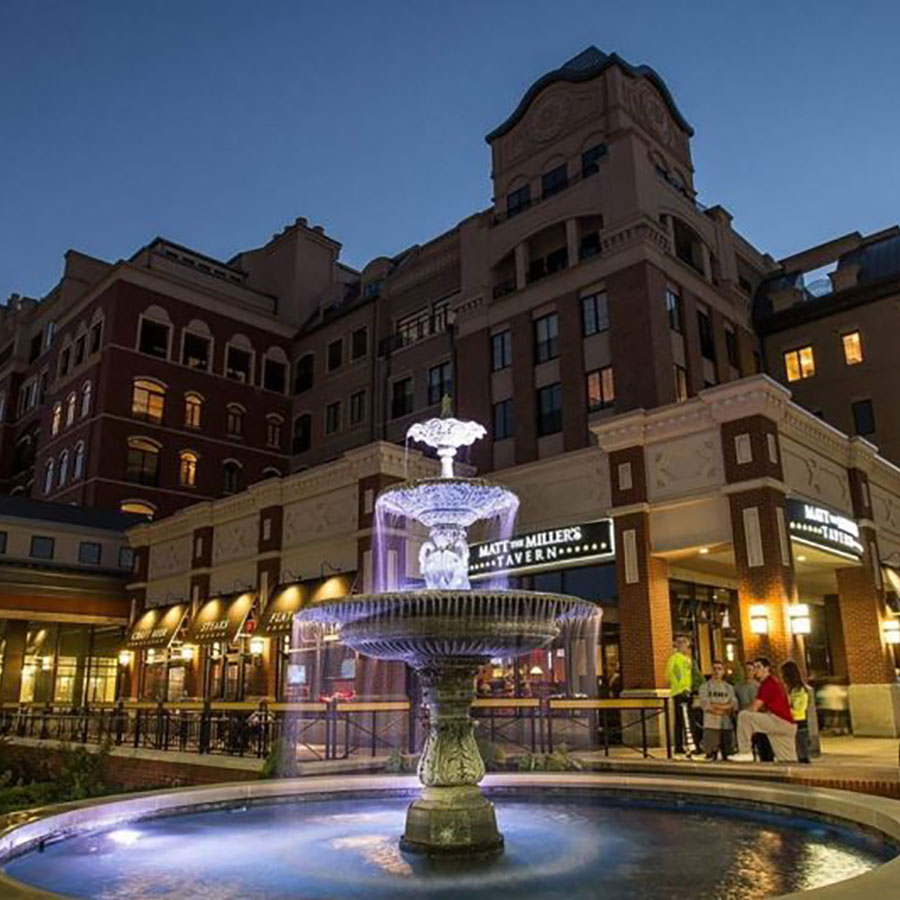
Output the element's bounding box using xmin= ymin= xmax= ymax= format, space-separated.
xmin=263 ymin=347 xmax=289 ymax=393
xmin=65 ymin=392 xmax=76 ymax=426
xmin=120 ymin=500 xmax=156 ymax=519
xmin=73 ymin=441 xmax=85 ymax=480
xmin=51 ymin=402 xmax=62 ymax=436
xmin=132 ymin=379 xmax=165 ymax=424
xmin=292 ymin=414 xmax=312 ymax=453
xmin=43 ymin=460 xmax=54 ymax=495
xmin=266 ymin=414 xmax=283 ymax=449
xmin=261 ymin=466 xmax=282 ymax=480
xmin=222 ymin=460 xmax=242 ymax=495
xmin=126 ymin=437 xmax=160 ymax=486
xmin=225 ymin=334 xmax=255 ymax=384
xmin=179 ymin=450 xmax=198 ymax=487
xmin=80 ymin=381 xmax=92 ymax=418
xmin=184 ymin=393 xmax=203 ymax=428
xmin=137 ymin=306 xmax=172 ymax=359
xmin=58 ymin=450 xmax=69 ymax=486
xmin=226 ymin=403 xmax=244 ymax=437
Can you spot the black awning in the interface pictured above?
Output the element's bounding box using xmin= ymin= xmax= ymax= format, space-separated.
xmin=126 ymin=603 xmax=188 ymax=650
xmin=256 ymin=575 xmax=353 ymax=636
xmin=185 ymin=592 xmax=254 ymax=645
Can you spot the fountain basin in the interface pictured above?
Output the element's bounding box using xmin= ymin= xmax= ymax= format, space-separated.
xmin=377 ymin=478 xmax=518 ymax=528
xmin=1 ymin=774 xmax=898 ymax=900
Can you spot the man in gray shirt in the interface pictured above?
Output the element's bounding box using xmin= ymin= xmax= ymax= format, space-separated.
xmin=734 ymin=662 xmax=759 ymax=710
xmin=698 ymin=660 xmax=738 ymax=760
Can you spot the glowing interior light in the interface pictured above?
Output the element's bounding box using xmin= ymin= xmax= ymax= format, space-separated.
xmin=108 ymin=829 xmax=141 ymax=846
xmin=789 ymin=604 xmax=811 ymax=636
xmin=117 ymin=650 xmax=133 ymax=667
xmin=749 ymin=604 xmax=768 ymax=635
xmin=249 ymin=637 xmax=265 ymax=656
xmin=698 ymin=547 xmax=709 ymax=555
xmin=884 ymin=619 xmax=900 ymax=645
xmin=180 ymin=645 xmax=195 ymax=662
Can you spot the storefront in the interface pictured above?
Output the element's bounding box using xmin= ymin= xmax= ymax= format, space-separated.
xmin=125 ymin=603 xmax=188 ymax=702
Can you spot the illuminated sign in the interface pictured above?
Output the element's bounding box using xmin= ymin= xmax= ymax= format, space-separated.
xmin=786 ymin=500 xmax=863 ymax=559
xmin=469 ymin=520 xmax=614 ymax=579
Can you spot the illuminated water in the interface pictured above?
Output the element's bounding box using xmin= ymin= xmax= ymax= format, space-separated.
xmin=5 ymin=791 xmax=894 ymax=899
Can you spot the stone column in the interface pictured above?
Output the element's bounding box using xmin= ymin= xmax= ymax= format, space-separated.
xmin=837 ymin=466 xmax=900 ymax=735
xmin=0 ymin=620 xmax=27 ymax=704
xmin=565 ymin=218 xmax=579 ymax=268
xmin=514 ymin=243 xmax=528 ymax=291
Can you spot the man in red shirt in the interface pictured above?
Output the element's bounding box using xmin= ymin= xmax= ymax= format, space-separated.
xmin=731 ymin=657 xmax=798 ymax=763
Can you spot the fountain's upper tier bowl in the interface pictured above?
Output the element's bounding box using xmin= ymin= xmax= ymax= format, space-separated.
xmin=376 ymin=478 xmax=518 ymax=528
xmin=297 ymin=590 xmax=597 ymax=663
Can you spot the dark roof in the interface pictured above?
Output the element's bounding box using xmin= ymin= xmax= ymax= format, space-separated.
xmin=754 ymin=232 xmax=900 ymax=327
xmin=296 ymin=282 xmax=367 ymax=338
xmin=486 ymin=46 xmax=693 ymax=143
xmin=0 ymin=495 xmax=143 ymax=532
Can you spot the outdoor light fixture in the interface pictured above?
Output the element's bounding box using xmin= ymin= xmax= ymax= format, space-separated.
xmin=118 ymin=650 xmax=133 ymax=667
xmin=249 ymin=637 xmax=265 ymax=656
xmin=529 ymin=665 xmax=544 ymax=676
xmin=749 ymin=604 xmax=769 ymax=635
xmin=884 ymin=619 xmax=900 ymax=645
xmin=725 ymin=642 xmax=735 ymax=662
xmin=698 ymin=547 xmax=709 ymax=555
xmin=146 ymin=648 xmax=156 ymax=663
xmin=180 ymin=645 xmax=195 ymax=662
xmin=789 ymin=604 xmax=812 ymax=636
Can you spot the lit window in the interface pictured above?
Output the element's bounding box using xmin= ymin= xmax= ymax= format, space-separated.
xmin=226 ymin=405 xmax=244 ymax=437
xmin=120 ymin=501 xmax=155 ymax=519
xmin=266 ymin=416 xmax=283 ymax=448
xmin=582 ymin=292 xmax=609 ymax=336
xmin=179 ymin=450 xmax=198 ymax=487
xmin=842 ymin=332 xmax=863 ymax=366
xmin=674 ymin=365 xmax=689 ymax=403
xmin=586 ymin=367 xmax=615 ymax=411
xmin=784 ymin=346 xmax=815 ymax=382
xmin=51 ymin=402 xmax=62 ymax=436
xmin=125 ymin=438 xmax=160 ymax=486
xmin=185 ymin=393 xmax=202 ymax=428
xmin=80 ymin=382 xmax=92 ymax=418
xmin=65 ymin=392 xmax=76 ymax=426
xmin=132 ymin=380 xmax=165 ymax=423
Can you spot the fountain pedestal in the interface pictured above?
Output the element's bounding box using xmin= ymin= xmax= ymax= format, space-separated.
xmin=400 ymin=661 xmax=503 ymax=856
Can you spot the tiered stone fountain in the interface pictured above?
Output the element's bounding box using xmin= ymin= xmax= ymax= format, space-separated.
xmin=299 ymin=409 xmax=595 ymax=856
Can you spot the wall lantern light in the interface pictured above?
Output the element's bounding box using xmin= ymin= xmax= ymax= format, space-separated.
xmin=180 ymin=645 xmax=196 ymax=663
xmin=725 ymin=642 xmax=736 ymax=662
xmin=118 ymin=650 xmax=134 ymax=667
xmin=749 ymin=604 xmax=769 ymax=635
xmin=249 ymin=637 xmax=265 ymax=657
xmin=789 ymin=604 xmax=812 ymax=636
xmin=884 ymin=619 xmax=900 ymax=645
xmin=146 ymin=648 xmax=156 ymax=663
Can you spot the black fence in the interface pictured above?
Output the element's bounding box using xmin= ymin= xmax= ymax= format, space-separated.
xmin=0 ymin=696 xmax=672 ymax=762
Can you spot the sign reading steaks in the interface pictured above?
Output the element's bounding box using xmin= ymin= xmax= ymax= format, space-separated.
xmin=469 ymin=520 xmax=614 ymax=579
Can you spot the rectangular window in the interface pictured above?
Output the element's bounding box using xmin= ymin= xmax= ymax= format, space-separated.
xmin=263 ymin=358 xmax=287 ymax=393
xmin=586 ymin=367 xmax=615 ymax=411
xmin=492 ymin=330 xmax=512 ymax=371
xmin=852 ymin=399 xmax=875 ymax=436
xmin=58 ymin=346 xmax=71 ymax=377
xmin=118 ymin=546 xmax=134 ymax=570
xmin=30 ymin=535 xmax=55 ymax=560
xmin=78 ymin=541 xmax=102 ymax=565
xmin=73 ymin=334 xmax=86 ymax=367
xmin=0 ymin=531 xmax=6 ymax=554
xmin=506 ymin=184 xmax=531 ymax=219
xmin=327 ymin=339 xmax=343 ymax=371
xmin=541 ymin=164 xmax=568 ymax=199
xmin=493 ymin=399 xmax=514 ymax=440
xmin=89 ymin=320 xmax=102 ymax=354
xmin=225 ymin=345 xmax=253 ymax=383
xmin=534 ymin=313 xmax=559 ymax=364
xmin=545 ymin=247 xmax=568 ymax=275
xmin=294 ymin=355 xmax=314 ymax=393
xmin=293 ymin=415 xmax=311 ymax=453
xmin=536 ymin=383 xmax=562 ymax=436
xmin=325 ymin=401 xmax=341 ymax=435
xmin=784 ymin=345 xmax=815 ymax=382
xmin=581 ymin=143 xmax=607 ymax=178
xmin=138 ymin=318 xmax=170 ymax=359
xmin=697 ymin=305 xmax=715 ymax=360
xmin=132 ymin=383 xmax=164 ymax=423
xmin=266 ymin=418 xmax=282 ymax=447
xmin=182 ymin=332 xmax=211 ymax=371
xmin=432 ymin=300 xmax=451 ymax=336
xmin=126 ymin=444 xmax=159 ymax=485
xmin=581 ymin=292 xmax=609 ymax=336
xmin=427 ymin=362 xmax=452 ymax=406
xmin=396 ymin=308 xmax=431 ymax=347
xmin=226 ymin=408 xmax=244 ymax=437
xmin=391 ymin=377 xmax=413 ymax=419
xmin=674 ymin=365 xmax=689 ymax=403
xmin=350 ymin=390 xmax=366 ymax=425
xmin=725 ymin=325 xmax=740 ymax=369
xmin=29 ymin=333 xmax=42 ymax=363
xmin=579 ymin=231 xmax=601 ymax=260
xmin=351 ymin=326 xmax=368 ymax=360
xmin=665 ymin=286 xmax=683 ymax=333
xmin=842 ymin=331 xmax=863 ymax=365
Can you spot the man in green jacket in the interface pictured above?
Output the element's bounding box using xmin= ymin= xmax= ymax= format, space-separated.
xmin=666 ymin=635 xmax=697 ymax=756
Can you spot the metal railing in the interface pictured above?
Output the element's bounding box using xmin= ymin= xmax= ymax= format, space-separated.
xmin=0 ymin=696 xmax=672 ymax=762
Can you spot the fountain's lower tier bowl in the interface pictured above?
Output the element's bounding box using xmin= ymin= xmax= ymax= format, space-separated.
xmin=297 ymin=589 xmax=597 ymax=662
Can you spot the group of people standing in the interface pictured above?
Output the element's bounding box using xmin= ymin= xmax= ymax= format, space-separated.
xmin=666 ymin=635 xmax=811 ymax=764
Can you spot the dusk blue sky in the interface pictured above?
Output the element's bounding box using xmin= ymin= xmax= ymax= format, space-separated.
xmin=1 ymin=1 xmax=898 ymax=300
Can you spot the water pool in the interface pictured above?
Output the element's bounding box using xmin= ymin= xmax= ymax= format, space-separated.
xmin=3 ymin=790 xmax=895 ymax=900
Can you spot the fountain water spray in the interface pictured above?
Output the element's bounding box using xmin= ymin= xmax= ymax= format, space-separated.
xmin=298 ymin=402 xmax=596 ymax=856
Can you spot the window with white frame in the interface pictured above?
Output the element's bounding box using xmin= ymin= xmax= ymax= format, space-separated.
xmin=266 ymin=415 xmax=283 ymax=448
xmin=226 ymin=404 xmax=244 ymax=437
xmin=51 ymin=402 xmax=62 ymax=436
xmin=185 ymin=393 xmax=203 ymax=428
xmin=73 ymin=441 xmax=85 ymax=480
xmin=58 ymin=450 xmax=69 ymax=486
xmin=179 ymin=450 xmax=198 ymax=487
xmin=80 ymin=381 xmax=92 ymax=418
xmin=137 ymin=311 xmax=171 ymax=359
xmin=65 ymin=392 xmax=76 ymax=426
xmin=43 ymin=459 xmax=54 ymax=495
xmin=225 ymin=339 xmax=254 ymax=383
xmin=181 ymin=322 xmax=212 ymax=371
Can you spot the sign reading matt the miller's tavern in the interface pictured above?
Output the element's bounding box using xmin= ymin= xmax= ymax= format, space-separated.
xmin=469 ymin=520 xmax=614 ymax=579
